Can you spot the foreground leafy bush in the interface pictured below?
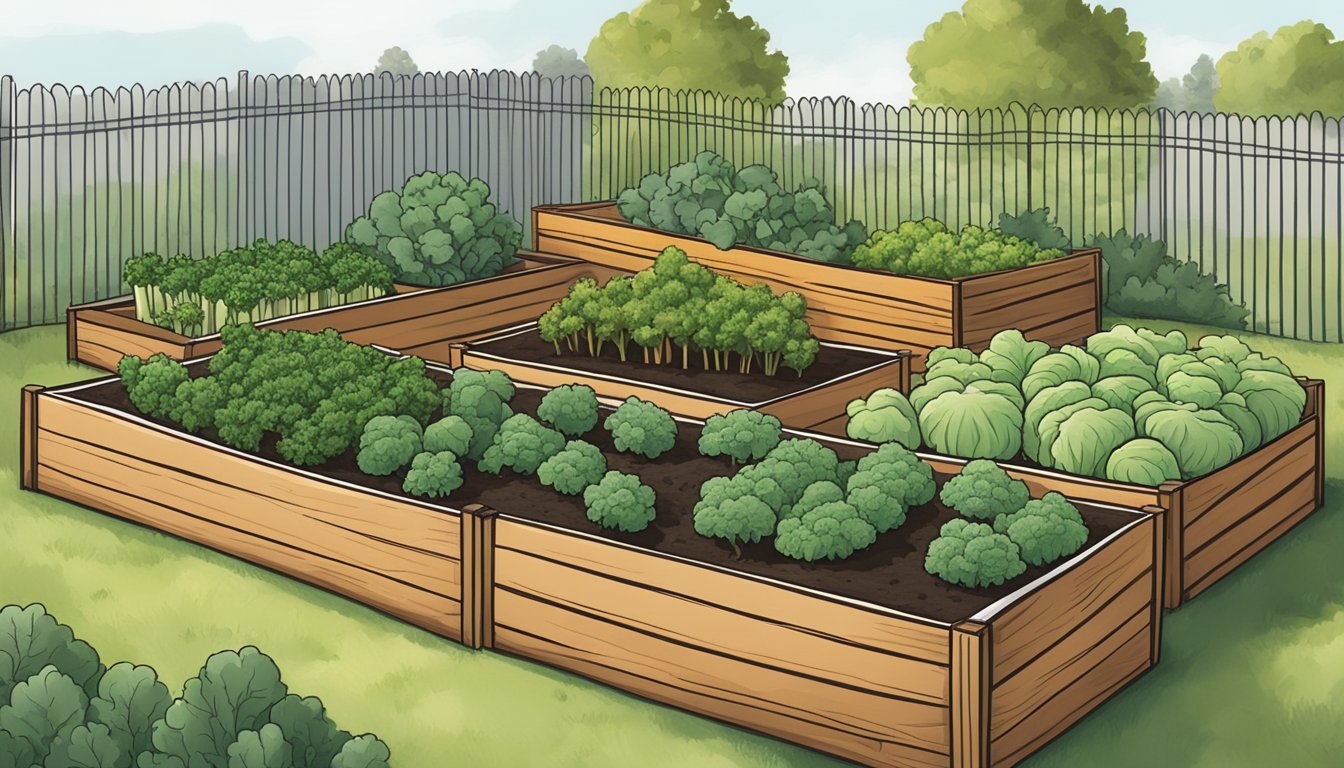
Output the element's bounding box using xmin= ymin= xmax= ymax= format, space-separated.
xmin=774 ymin=500 xmax=877 ymax=561
xmin=698 ymin=409 xmax=782 ymax=465
xmin=537 ymin=440 xmax=608 ymax=495
xmin=536 ymin=384 xmax=600 ymax=437
xmin=0 ymin=604 xmax=388 ymax=768
xmin=118 ymin=327 xmax=439 ymax=466
xmin=993 ymin=492 xmax=1089 ymax=566
xmin=583 ymin=471 xmax=657 ymax=532
xmin=851 ymin=219 xmax=1065 ymax=278
xmin=124 ymin=240 xmax=394 ymax=334
xmin=479 ymin=414 xmax=566 ymax=475
xmin=356 ymin=415 xmax=423 ymax=476
xmin=939 ymin=460 xmax=1030 ymax=521
xmin=925 ymin=519 xmax=1027 ymax=588
xmin=605 ymin=397 xmax=678 ymax=459
xmin=402 ymin=451 xmax=465 ymax=498
xmin=539 ymin=247 xmax=820 ymax=376
xmin=344 ymin=170 xmax=522 ymax=287
xmin=616 ymin=150 xmax=866 ymax=263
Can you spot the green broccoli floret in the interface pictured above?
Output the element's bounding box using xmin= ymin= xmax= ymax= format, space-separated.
xmin=583 ymin=471 xmax=657 ymax=532
xmin=422 ymin=415 xmax=474 ymax=457
xmin=448 ymin=368 xmax=515 ymax=405
xmin=993 ymin=492 xmax=1089 ymax=566
xmin=739 ymin=438 xmax=843 ymax=517
xmin=843 ymin=443 xmax=936 ymax=533
xmin=402 ymin=451 xmax=464 ymax=498
xmin=697 ymin=409 xmax=783 ymax=465
xmin=119 ymin=353 xmax=189 ymax=419
xmin=784 ymin=480 xmax=846 ymax=520
xmin=446 ymin=372 xmax=515 ymax=461
xmin=774 ymin=500 xmax=877 ymax=561
xmin=939 ymin=459 xmax=1031 ymax=521
xmin=478 ymin=414 xmax=566 ymax=475
xmin=692 ymin=474 xmax=782 ymax=557
xmin=537 ymin=440 xmax=608 ymax=495
xmin=536 ymin=384 xmax=601 ymax=437
xmin=605 ymin=397 xmax=678 ymax=459
xmin=356 ymin=415 xmax=423 ymax=476
xmin=925 ymin=519 xmax=1027 ymax=588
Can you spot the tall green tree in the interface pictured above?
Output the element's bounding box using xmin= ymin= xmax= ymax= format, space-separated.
xmin=1215 ymin=21 xmax=1344 ymax=117
xmin=585 ymin=0 xmax=789 ymax=104
xmin=1153 ymin=54 xmax=1219 ymax=113
xmin=907 ymin=0 xmax=1157 ymax=109
xmin=533 ymin=45 xmax=591 ymax=77
xmin=373 ymin=46 xmax=419 ymax=76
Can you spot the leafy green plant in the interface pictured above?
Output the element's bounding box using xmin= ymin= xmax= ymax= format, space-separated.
xmin=939 ymin=459 xmax=1030 ymax=521
xmin=604 ymin=397 xmax=678 ymax=459
xmin=915 ymin=380 xmax=1024 ymax=460
xmin=738 ymin=438 xmax=845 ymax=518
xmin=924 ymin=519 xmax=1027 ymax=588
xmin=445 ymin=369 xmax=516 ymax=461
xmin=844 ymin=388 xmax=920 ymax=448
xmin=851 ymin=219 xmax=1065 ymax=278
xmin=844 ymin=443 xmax=936 ymax=533
xmin=697 ymin=409 xmax=782 ymax=465
xmin=993 ymin=492 xmax=1089 ymax=566
xmin=478 ymin=414 xmax=567 ymax=475
xmin=536 ymin=384 xmax=601 ymax=437
xmin=356 ymin=415 xmax=423 ymax=476
xmin=997 ymin=208 xmax=1073 ymax=250
xmin=692 ymin=475 xmax=781 ymax=557
xmin=1088 ymin=230 xmax=1249 ymax=328
xmin=583 ymin=471 xmax=657 ymax=532
xmin=616 ymin=151 xmax=866 ymax=262
xmin=422 ymin=415 xmax=474 ymax=457
xmin=344 ymin=171 xmax=522 ymax=287
xmin=774 ymin=500 xmax=877 ymax=561
xmin=537 ymin=440 xmax=608 ymax=495
xmin=402 ymin=452 xmax=465 ymax=498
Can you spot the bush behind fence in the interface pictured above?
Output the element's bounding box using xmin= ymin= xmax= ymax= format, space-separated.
xmin=1 ymin=70 xmax=1340 ymax=341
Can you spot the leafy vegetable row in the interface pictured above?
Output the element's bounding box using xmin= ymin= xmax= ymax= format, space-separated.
xmin=538 ymin=247 xmax=819 ymax=376
xmin=846 ymin=326 xmax=1308 ymax=484
xmin=123 ymin=240 xmax=393 ymax=336
xmin=851 ymin=218 xmax=1066 ymax=279
xmin=0 ymin=603 xmax=389 ymax=768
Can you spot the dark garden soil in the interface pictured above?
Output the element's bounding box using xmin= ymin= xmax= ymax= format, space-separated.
xmin=72 ymin=368 xmax=1134 ymax=624
xmin=469 ymin=325 xmax=897 ymax=402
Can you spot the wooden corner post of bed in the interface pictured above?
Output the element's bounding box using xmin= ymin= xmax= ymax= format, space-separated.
xmin=460 ymin=503 xmax=498 ymax=650
xmin=1142 ymin=504 xmax=1168 ymax=665
xmin=20 ymin=385 xmax=43 ymax=491
xmin=1157 ymin=481 xmax=1185 ymax=609
xmin=951 ymin=619 xmax=991 ymax=768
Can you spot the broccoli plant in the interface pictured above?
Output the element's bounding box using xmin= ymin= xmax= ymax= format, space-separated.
xmin=774 ymin=501 xmax=877 ymax=562
xmin=604 ymin=397 xmax=678 ymax=459
xmin=344 ymin=171 xmax=522 ymax=287
xmin=422 ymin=415 xmax=474 ymax=457
xmin=844 ymin=443 xmax=936 ymax=532
xmin=785 ymin=480 xmax=847 ymax=520
xmin=478 ymin=414 xmax=566 ymax=476
xmin=356 ymin=415 xmax=423 ymax=476
xmin=536 ymin=384 xmax=600 ymax=437
xmin=938 ymin=459 xmax=1031 ymax=521
xmin=445 ymin=368 xmax=516 ymax=461
xmin=993 ymin=492 xmax=1089 ymax=566
xmin=924 ymin=519 xmax=1027 ymax=588
xmin=697 ymin=409 xmax=782 ymax=465
xmin=692 ymin=475 xmax=780 ymax=558
xmin=583 ymin=471 xmax=657 ymax=533
xmin=402 ymin=451 xmax=465 ymax=498
xmin=537 ymin=440 xmax=608 ymax=495
xmin=852 ymin=220 xmax=1064 ymax=279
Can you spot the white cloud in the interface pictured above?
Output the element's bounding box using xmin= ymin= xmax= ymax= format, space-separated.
xmin=786 ymin=38 xmax=915 ymax=106
xmin=1143 ymin=30 xmax=1234 ymax=80
xmin=1 ymin=0 xmax=521 ymax=75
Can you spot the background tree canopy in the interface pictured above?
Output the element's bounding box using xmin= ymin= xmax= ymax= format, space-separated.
xmin=1153 ymin=54 xmax=1218 ymax=114
xmin=585 ymin=0 xmax=789 ymax=104
xmin=374 ymin=46 xmax=418 ymax=76
xmin=907 ymin=0 xmax=1157 ymax=109
xmin=1214 ymin=20 xmax=1344 ymax=117
xmin=533 ymin=45 xmax=591 ymax=78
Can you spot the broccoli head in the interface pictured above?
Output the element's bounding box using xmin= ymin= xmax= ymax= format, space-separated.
xmin=537 ymin=440 xmax=609 ymax=495
xmin=785 ymin=480 xmax=846 ymax=520
xmin=774 ymin=501 xmax=877 ymax=561
xmin=697 ymin=409 xmax=783 ymax=465
xmin=402 ymin=451 xmax=464 ymax=498
xmin=583 ymin=471 xmax=657 ymax=532
xmin=604 ymin=397 xmax=678 ymax=459
xmin=993 ymin=492 xmax=1089 ymax=566
xmin=692 ymin=474 xmax=781 ymax=556
xmin=924 ymin=519 xmax=1027 ymax=588
xmin=843 ymin=443 xmax=936 ymax=533
xmin=446 ymin=371 xmax=515 ymax=461
xmin=119 ymin=354 xmax=189 ymax=420
xmin=422 ymin=415 xmax=474 ymax=457
xmin=939 ymin=459 xmax=1031 ymax=521
xmin=478 ymin=414 xmax=566 ymax=476
xmin=536 ymin=384 xmax=601 ymax=437
xmin=738 ymin=438 xmax=844 ymax=517
xmin=356 ymin=415 xmax=423 ymax=476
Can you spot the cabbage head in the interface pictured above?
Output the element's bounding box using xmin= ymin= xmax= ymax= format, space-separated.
xmin=1164 ymin=371 xmax=1224 ymax=408
xmin=1144 ymin=407 xmax=1243 ymax=478
xmin=979 ymin=330 xmax=1050 ymax=389
xmin=1196 ymin=334 xmax=1251 ymax=363
xmin=927 ymin=347 xmax=977 ymax=368
xmin=1049 ymin=406 xmax=1136 ymax=477
xmin=1089 ymin=376 xmax=1154 ymax=415
xmin=1097 ymin=348 xmax=1157 ymax=385
xmin=1023 ymin=382 xmax=1093 ymax=463
xmin=1036 ymin=397 xmax=1109 ymax=468
xmin=918 ymin=385 xmax=1024 ymax=460
xmin=1023 ymin=345 xmax=1101 ymax=401
xmin=1214 ymin=392 xmax=1263 ymax=454
xmin=1233 ymin=369 xmax=1307 ymax=442
xmin=846 ymin=388 xmax=921 ymax=448
xmin=1104 ymin=438 xmax=1181 ymax=485
xmin=925 ymin=358 xmax=995 ymax=386
xmin=1088 ymin=325 xmax=1161 ymax=366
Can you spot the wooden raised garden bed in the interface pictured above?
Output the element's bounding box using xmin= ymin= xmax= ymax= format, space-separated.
xmin=21 ymin=363 xmax=1162 ymax=768
xmin=532 ymin=202 xmax=1103 ymax=371
xmin=919 ymin=378 xmax=1325 ymax=610
xmin=66 ymin=252 xmax=607 ymax=371
xmin=452 ymin=322 xmax=911 ymax=432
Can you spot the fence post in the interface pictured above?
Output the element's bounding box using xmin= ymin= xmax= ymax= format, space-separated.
xmin=1 ymin=75 xmax=14 ymax=331
xmin=459 ymin=503 xmax=498 ymax=650
xmin=1024 ymin=104 xmax=1034 ymax=213
xmin=233 ymin=70 xmax=249 ymax=249
xmin=950 ymin=620 xmax=991 ymax=768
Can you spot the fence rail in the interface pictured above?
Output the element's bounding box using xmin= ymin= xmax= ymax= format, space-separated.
xmin=1 ymin=70 xmax=1340 ymax=341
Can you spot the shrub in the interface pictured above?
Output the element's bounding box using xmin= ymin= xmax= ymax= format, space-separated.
xmin=774 ymin=501 xmax=878 ymax=561
xmin=422 ymin=415 xmax=474 ymax=457
xmin=844 ymin=388 xmax=921 ymax=448
xmin=939 ymin=459 xmax=1030 ymax=521
xmin=739 ymin=438 xmax=844 ymax=517
xmin=479 ymin=414 xmax=566 ymax=475
xmin=993 ymin=492 xmax=1089 ymax=566
xmin=845 ymin=443 xmax=936 ymax=533
xmin=356 ymin=415 xmax=423 ymax=476
xmin=851 ymin=220 xmax=1064 ymax=279
xmin=537 ymin=440 xmax=608 ymax=495
xmin=344 ymin=170 xmax=522 ymax=287
xmin=402 ymin=451 xmax=465 ymax=498
xmin=997 ymin=208 xmax=1073 ymax=250
xmin=1087 ymin=229 xmax=1248 ymax=329
xmin=925 ymin=519 xmax=1027 ymax=588
xmin=605 ymin=397 xmax=678 ymax=459
xmin=698 ymin=409 xmax=782 ymax=465
xmin=536 ymin=384 xmax=600 ymax=437
xmin=583 ymin=471 xmax=657 ymax=532
xmin=616 ymin=151 xmax=867 ymax=263
xmin=692 ymin=475 xmax=780 ymax=557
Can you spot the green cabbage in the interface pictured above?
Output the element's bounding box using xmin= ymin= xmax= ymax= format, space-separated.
xmin=1144 ymin=407 xmax=1244 ymax=478
xmin=1233 ymin=369 xmax=1307 ymax=442
xmin=925 ymin=358 xmax=995 ymax=386
xmin=1036 ymin=397 xmax=1109 ymax=468
xmin=1090 ymin=376 xmax=1154 ymax=415
xmin=979 ymin=330 xmax=1050 ymax=389
xmin=1088 ymin=325 xmax=1161 ymax=366
xmin=927 ymin=347 xmax=977 ymax=368
xmin=909 ymin=376 xmax=964 ymax=412
xmin=845 ymin=388 xmax=921 ymax=448
xmin=1156 ymin=352 xmax=1199 ymax=385
xmin=1023 ymin=382 xmax=1093 ymax=463
xmin=1097 ymin=348 xmax=1157 ymax=385
xmin=1165 ymin=371 xmax=1224 ymax=408
xmin=918 ymin=385 xmax=1024 ymax=460
xmin=1196 ymin=334 xmax=1252 ymax=363
xmin=1104 ymin=438 xmax=1182 ymax=485
xmin=1214 ymin=392 xmax=1263 ymax=454
xmin=1049 ymin=406 xmax=1137 ymax=477
xmin=1023 ymin=345 xmax=1101 ymax=401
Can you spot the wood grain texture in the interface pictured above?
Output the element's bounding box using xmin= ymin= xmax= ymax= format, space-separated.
xmin=20 ymin=385 xmax=41 ymax=490
xmin=950 ymin=621 xmax=989 ymax=768
xmin=33 ymin=394 xmax=464 ymax=640
xmin=460 ymin=504 xmax=498 ymax=650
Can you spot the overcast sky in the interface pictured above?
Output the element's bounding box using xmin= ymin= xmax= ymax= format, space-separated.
xmin=1 ymin=0 xmax=1340 ymax=104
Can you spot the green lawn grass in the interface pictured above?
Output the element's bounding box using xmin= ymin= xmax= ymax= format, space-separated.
xmin=2 ymin=320 xmax=1341 ymax=767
